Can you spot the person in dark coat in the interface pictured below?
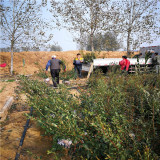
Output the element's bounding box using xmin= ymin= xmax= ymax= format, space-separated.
xmin=73 ymin=53 xmax=84 ymax=78
xmin=46 ymin=55 xmax=66 ymax=87
xmin=152 ymin=52 xmax=160 ymax=74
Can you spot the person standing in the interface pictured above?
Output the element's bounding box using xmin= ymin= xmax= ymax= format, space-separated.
xmin=119 ymin=56 xmax=130 ymax=74
xmin=138 ymin=53 xmax=143 ymax=58
xmin=152 ymin=52 xmax=160 ymax=74
xmin=73 ymin=53 xmax=84 ymax=78
xmin=46 ymin=55 xmax=66 ymax=87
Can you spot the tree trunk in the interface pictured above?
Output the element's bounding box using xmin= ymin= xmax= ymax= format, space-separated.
xmin=90 ymin=33 xmax=94 ymax=52
xmin=10 ymin=45 xmax=14 ymax=75
xmin=127 ymin=29 xmax=131 ymax=56
xmin=10 ymin=0 xmax=15 ymax=76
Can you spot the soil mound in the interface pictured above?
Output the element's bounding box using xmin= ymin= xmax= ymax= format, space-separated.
xmin=0 ymin=51 xmax=138 ymax=75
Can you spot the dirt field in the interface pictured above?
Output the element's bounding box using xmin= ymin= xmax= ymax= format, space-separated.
xmin=0 ymin=81 xmax=17 ymax=110
xmin=0 ymin=108 xmax=54 ymax=160
xmin=0 ymin=51 xmax=139 ymax=159
xmin=0 ymin=51 xmax=138 ymax=75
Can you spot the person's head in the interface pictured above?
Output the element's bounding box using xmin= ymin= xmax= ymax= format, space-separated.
xmin=155 ymin=52 xmax=158 ymax=56
xmin=139 ymin=53 xmax=142 ymax=56
xmin=122 ymin=56 xmax=127 ymax=59
xmin=77 ymin=53 xmax=81 ymax=58
xmin=150 ymin=49 xmax=155 ymax=53
xmin=52 ymin=55 xmax=56 ymax=59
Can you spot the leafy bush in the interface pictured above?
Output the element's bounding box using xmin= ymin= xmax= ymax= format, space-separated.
xmin=108 ymin=65 xmax=121 ymax=74
xmin=83 ymin=52 xmax=96 ymax=64
xmin=60 ymin=69 xmax=75 ymax=81
xmin=36 ymin=69 xmax=48 ymax=79
xmin=84 ymin=73 xmax=160 ymax=159
xmin=19 ymin=73 xmax=160 ymax=159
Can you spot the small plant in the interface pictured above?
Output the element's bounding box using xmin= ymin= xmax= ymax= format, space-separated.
xmin=83 ymin=52 xmax=96 ymax=63
xmin=34 ymin=61 xmax=39 ymax=65
xmin=36 ymin=69 xmax=48 ymax=79
xmin=1 ymin=79 xmax=15 ymax=82
xmin=26 ymin=150 xmax=43 ymax=159
xmin=145 ymin=51 xmax=152 ymax=64
xmin=108 ymin=65 xmax=120 ymax=74
xmin=0 ymin=86 xmax=6 ymax=93
xmin=60 ymin=59 xmax=67 ymax=71
xmin=6 ymin=79 xmax=15 ymax=82
xmin=60 ymin=69 xmax=75 ymax=81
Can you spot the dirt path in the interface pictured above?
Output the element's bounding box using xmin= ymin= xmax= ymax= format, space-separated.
xmin=0 ymin=79 xmax=54 ymax=159
xmin=0 ymin=81 xmax=17 ymax=110
xmin=0 ymin=109 xmax=54 ymax=160
xmin=68 ymin=79 xmax=87 ymax=97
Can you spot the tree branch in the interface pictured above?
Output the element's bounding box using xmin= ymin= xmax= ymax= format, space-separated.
xmin=1 ymin=13 xmax=12 ymax=34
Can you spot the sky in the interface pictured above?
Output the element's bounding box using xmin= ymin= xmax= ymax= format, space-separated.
xmin=1 ymin=0 xmax=160 ymax=51
xmin=37 ymin=0 xmax=160 ymax=51
xmin=52 ymin=29 xmax=77 ymax=51
xmin=53 ymin=28 xmax=160 ymax=51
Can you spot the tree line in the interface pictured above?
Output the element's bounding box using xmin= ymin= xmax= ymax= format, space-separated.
xmin=0 ymin=32 xmax=120 ymax=52
xmin=0 ymin=44 xmax=63 ymax=52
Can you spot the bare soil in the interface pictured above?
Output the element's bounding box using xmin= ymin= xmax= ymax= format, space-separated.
xmin=0 ymin=81 xmax=17 ymax=110
xmin=0 ymin=51 xmax=138 ymax=75
xmin=0 ymin=79 xmax=55 ymax=160
xmin=0 ymin=110 xmax=54 ymax=160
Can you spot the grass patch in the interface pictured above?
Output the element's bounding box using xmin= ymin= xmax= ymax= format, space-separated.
xmin=6 ymin=79 xmax=15 ymax=82
xmin=0 ymin=86 xmax=6 ymax=93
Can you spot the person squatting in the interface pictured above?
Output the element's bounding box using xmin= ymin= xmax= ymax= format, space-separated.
xmin=119 ymin=56 xmax=130 ymax=74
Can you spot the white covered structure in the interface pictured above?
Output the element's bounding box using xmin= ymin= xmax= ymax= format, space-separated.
xmin=82 ymin=58 xmax=153 ymax=72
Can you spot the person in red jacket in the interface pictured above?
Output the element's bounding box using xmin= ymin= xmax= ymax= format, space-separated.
xmin=119 ymin=56 xmax=130 ymax=73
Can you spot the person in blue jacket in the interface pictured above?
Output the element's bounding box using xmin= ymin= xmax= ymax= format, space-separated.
xmin=46 ymin=55 xmax=66 ymax=87
xmin=73 ymin=53 xmax=84 ymax=78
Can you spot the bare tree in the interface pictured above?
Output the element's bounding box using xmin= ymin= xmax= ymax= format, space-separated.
xmin=0 ymin=0 xmax=54 ymax=75
xmin=50 ymin=0 xmax=115 ymax=52
xmin=113 ymin=0 xmax=160 ymax=55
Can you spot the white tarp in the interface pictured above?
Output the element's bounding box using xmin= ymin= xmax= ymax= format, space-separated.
xmin=82 ymin=58 xmax=153 ymax=72
xmin=93 ymin=58 xmax=152 ymax=66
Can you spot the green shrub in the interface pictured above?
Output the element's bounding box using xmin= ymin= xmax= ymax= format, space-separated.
xmin=60 ymin=69 xmax=75 ymax=81
xmin=19 ymin=73 xmax=160 ymax=159
xmin=36 ymin=69 xmax=48 ymax=79
xmin=108 ymin=65 xmax=121 ymax=74
xmin=83 ymin=52 xmax=96 ymax=64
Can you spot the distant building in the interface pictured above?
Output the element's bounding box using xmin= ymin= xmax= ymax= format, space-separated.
xmin=140 ymin=46 xmax=160 ymax=55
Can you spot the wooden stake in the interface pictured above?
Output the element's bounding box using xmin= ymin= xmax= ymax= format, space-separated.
xmin=87 ymin=63 xmax=94 ymax=79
